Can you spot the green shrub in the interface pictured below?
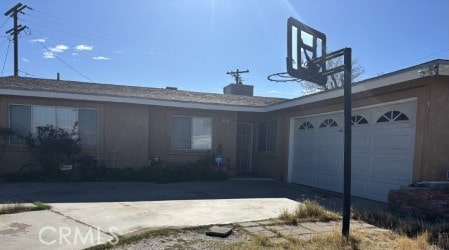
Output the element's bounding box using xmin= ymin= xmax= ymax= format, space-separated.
xmin=138 ymin=157 xmax=227 ymax=183
xmin=25 ymin=124 xmax=80 ymax=174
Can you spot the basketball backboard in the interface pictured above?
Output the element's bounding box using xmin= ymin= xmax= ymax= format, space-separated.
xmin=287 ymin=17 xmax=327 ymax=86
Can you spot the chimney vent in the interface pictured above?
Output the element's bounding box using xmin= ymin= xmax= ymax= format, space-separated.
xmin=56 ymin=72 xmax=60 ymax=81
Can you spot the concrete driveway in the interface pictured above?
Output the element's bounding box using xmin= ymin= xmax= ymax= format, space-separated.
xmin=0 ymin=180 xmax=386 ymax=249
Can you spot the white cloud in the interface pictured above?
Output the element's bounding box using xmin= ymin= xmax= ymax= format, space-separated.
xmin=22 ymin=58 xmax=30 ymax=62
xmin=31 ymin=38 xmax=46 ymax=43
xmin=43 ymin=51 xmax=55 ymax=59
xmin=49 ymin=44 xmax=69 ymax=53
xmin=76 ymin=44 xmax=93 ymax=51
xmin=92 ymin=56 xmax=110 ymax=61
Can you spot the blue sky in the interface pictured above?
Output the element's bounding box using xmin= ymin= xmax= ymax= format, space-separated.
xmin=1 ymin=0 xmax=448 ymax=98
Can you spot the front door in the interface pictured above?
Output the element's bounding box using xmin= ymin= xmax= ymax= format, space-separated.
xmin=236 ymin=122 xmax=253 ymax=173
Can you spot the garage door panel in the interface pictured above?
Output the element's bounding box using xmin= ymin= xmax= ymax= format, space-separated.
xmin=352 ymin=132 xmax=370 ymax=152
xmin=352 ymin=177 xmax=367 ymax=197
xmin=352 ymin=154 xmax=370 ymax=175
xmin=371 ymin=154 xmax=412 ymax=180
xmin=295 ymin=134 xmax=315 ymax=150
xmin=316 ymin=153 xmax=341 ymax=173
xmin=373 ymin=133 xmax=413 ymax=151
xmin=295 ymin=171 xmax=315 ymax=186
xmin=315 ymin=173 xmax=341 ymax=192
xmin=368 ymin=178 xmax=407 ymax=202
xmin=294 ymin=150 xmax=315 ymax=170
xmin=316 ymin=134 xmax=342 ymax=151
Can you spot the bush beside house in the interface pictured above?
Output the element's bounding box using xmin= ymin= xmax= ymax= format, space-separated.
xmin=1 ymin=125 xmax=227 ymax=183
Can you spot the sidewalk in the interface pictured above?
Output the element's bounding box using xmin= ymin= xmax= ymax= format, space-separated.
xmin=238 ymin=219 xmax=386 ymax=244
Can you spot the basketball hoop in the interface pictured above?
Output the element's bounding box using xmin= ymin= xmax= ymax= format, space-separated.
xmin=267 ymin=72 xmax=303 ymax=83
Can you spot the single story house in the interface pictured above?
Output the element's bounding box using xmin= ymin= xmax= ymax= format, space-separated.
xmin=1 ymin=59 xmax=448 ymax=202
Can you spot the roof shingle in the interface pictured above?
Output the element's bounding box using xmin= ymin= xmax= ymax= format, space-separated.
xmin=0 ymin=77 xmax=286 ymax=107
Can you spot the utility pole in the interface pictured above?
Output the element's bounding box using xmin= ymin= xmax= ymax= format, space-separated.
xmin=226 ymin=69 xmax=249 ymax=85
xmin=4 ymin=3 xmax=31 ymax=77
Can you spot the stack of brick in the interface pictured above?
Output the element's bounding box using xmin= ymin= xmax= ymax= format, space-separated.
xmin=388 ymin=182 xmax=449 ymax=221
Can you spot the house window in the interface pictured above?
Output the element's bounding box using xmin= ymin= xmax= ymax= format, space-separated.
xmin=171 ymin=116 xmax=212 ymax=150
xmin=351 ymin=115 xmax=368 ymax=125
xmin=9 ymin=104 xmax=98 ymax=146
xmin=319 ymin=118 xmax=338 ymax=128
xmin=9 ymin=105 xmax=31 ymax=144
xmin=78 ymin=109 xmax=98 ymax=147
xmin=299 ymin=121 xmax=314 ymax=130
xmin=258 ymin=120 xmax=276 ymax=152
xmin=377 ymin=110 xmax=409 ymax=123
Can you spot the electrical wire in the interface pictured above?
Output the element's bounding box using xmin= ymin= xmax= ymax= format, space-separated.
xmin=1 ymin=39 xmax=11 ymax=76
xmin=390 ymin=49 xmax=449 ymax=71
xmin=25 ymin=9 xmax=128 ymax=46
xmin=0 ymin=16 xmax=11 ymax=30
xmin=18 ymin=69 xmax=40 ymax=78
xmin=27 ymin=30 xmax=93 ymax=82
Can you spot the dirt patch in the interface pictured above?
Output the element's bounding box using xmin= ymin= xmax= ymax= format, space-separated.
xmin=0 ymin=222 xmax=31 ymax=235
xmin=113 ymin=228 xmax=250 ymax=250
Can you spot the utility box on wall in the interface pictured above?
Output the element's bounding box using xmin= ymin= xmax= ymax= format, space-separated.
xmin=223 ymin=84 xmax=254 ymax=96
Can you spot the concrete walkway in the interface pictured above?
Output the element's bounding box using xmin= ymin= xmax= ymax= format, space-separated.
xmin=0 ymin=180 xmax=387 ymax=249
xmin=0 ymin=198 xmax=298 ymax=250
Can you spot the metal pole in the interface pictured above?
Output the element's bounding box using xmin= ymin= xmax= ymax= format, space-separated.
xmin=13 ymin=10 xmax=18 ymax=77
xmin=342 ymin=47 xmax=352 ymax=237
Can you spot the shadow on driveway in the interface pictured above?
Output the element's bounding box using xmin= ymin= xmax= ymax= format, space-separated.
xmin=0 ymin=180 xmax=386 ymax=212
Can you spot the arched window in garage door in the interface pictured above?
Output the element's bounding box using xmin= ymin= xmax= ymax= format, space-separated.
xmin=299 ymin=121 xmax=314 ymax=130
xmin=319 ymin=119 xmax=338 ymax=128
xmin=351 ymin=115 xmax=368 ymax=125
xmin=377 ymin=110 xmax=409 ymax=123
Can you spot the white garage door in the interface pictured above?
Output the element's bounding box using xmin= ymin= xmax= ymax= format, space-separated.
xmin=290 ymin=101 xmax=416 ymax=202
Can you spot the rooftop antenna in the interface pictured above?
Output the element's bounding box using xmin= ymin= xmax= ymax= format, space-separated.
xmin=226 ymin=69 xmax=249 ymax=85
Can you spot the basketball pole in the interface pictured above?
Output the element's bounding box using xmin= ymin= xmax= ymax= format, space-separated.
xmin=342 ymin=47 xmax=352 ymax=238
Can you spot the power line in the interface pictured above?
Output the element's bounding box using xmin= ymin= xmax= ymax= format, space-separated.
xmin=0 ymin=16 xmax=11 ymax=30
xmin=21 ymin=18 xmax=126 ymax=48
xmin=19 ymin=69 xmax=39 ymax=78
xmin=1 ymin=39 xmax=11 ymax=76
xmin=366 ymin=48 xmax=449 ymax=78
xmin=25 ymin=8 xmax=128 ymax=46
xmin=0 ymin=36 xmax=10 ymax=48
xmin=27 ymin=30 xmax=93 ymax=82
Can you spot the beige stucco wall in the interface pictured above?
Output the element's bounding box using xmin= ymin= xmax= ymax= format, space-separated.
xmin=103 ymin=102 xmax=149 ymax=167
xmin=420 ymin=77 xmax=449 ymax=180
xmin=148 ymin=106 xmax=237 ymax=172
xmin=0 ymin=96 xmax=238 ymax=174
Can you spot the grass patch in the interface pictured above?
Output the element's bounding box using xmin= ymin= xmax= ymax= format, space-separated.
xmin=226 ymin=228 xmax=436 ymax=250
xmin=279 ymin=199 xmax=341 ymax=225
xmin=352 ymin=209 xmax=449 ymax=249
xmin=295 ymin=230 xmax=360 ymax=250
xmin=0 ymin=201 xmax=51 ymax=215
